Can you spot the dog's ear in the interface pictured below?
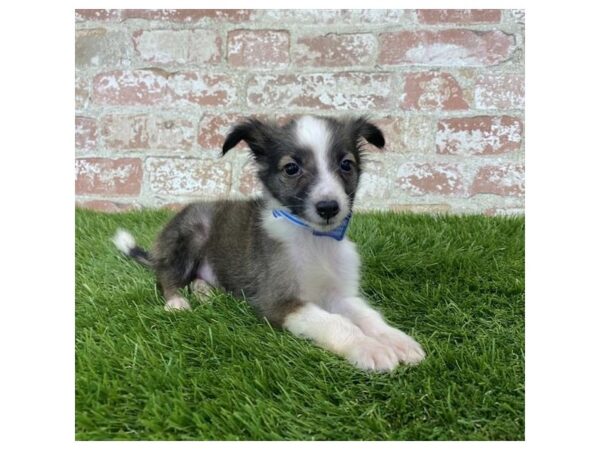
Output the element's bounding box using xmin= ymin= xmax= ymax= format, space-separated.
xmin=349 ymin=117 xmax=385 ymax=149
xmin=222 ymin=118 xmax=271 ymax=158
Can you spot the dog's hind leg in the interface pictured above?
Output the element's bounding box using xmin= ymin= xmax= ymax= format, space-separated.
xmin=156 ymin=263 xmax=196 ymax=311
xmin=163 ymin=290 xmax=191 ymax=311
xmin=189 ymin=279 xmax=213 ymax=303
xmin=153 ymin=203 xmax=215 ymax=311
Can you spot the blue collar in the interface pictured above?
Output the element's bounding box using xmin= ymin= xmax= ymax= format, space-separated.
xmin=272 ymin=209 xmax=351 ymax=241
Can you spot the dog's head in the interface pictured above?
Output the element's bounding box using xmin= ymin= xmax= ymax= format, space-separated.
xmin=222 ymin=115 xmax=384 ymax=231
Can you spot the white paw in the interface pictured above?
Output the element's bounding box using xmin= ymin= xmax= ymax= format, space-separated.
xmin=373 ymin=327 xmax=426 ymax=365
xmin=190 ymin=279 xmax=213 ymax=299
xmin=346 ymin=336 xmax=400 ymax=372
xmin=164 ymin=296 xmax=191 ymax=311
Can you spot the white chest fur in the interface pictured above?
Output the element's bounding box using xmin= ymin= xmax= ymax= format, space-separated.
xmin=261 ymin=212 xmax=361 ymax=304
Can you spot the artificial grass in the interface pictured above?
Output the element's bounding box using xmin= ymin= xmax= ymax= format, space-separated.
xmin=75 ymin=208 xmax=524 ymax=441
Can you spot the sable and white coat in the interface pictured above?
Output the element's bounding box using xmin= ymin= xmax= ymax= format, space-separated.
xmin=114 ymin=115 xmax=425 ymax=372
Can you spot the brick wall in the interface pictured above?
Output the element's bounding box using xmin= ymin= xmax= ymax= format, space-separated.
xmin=75 ymin=9 xmax=525 ymax=215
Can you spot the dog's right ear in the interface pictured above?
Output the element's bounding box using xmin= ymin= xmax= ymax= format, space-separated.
xmin=222 ymin=118 xmax=270 ymax=158
xmin=348 ymin=116 xmax=385 ymax=149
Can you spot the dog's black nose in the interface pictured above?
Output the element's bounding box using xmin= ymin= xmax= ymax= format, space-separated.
xmin=316 ymin=200 xmax=340 ymax=220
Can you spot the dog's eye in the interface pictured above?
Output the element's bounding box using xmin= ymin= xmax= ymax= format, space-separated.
xmin=283 ymin=162 xmax=301 ymax=176
xmin=340 ymin=159 xmax=353 ymax=173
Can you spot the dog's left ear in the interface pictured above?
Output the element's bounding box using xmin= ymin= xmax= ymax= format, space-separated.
xmin=349 ymin=117 xmax=385 ymax=149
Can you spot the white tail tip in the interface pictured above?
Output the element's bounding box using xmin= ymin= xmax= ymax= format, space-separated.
xmin=112 ymin=228 xmax=136 ymax=254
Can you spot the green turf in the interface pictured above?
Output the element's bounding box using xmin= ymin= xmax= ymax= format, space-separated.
xmin=75 ymin=208 xmax=524 ymax=441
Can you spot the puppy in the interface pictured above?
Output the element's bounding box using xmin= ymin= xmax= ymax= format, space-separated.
xmin=113 ymin=115 xmax=425 ymax=371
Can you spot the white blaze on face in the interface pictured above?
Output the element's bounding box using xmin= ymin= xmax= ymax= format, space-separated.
xmin=295 ymin=116 xmax=349 ymax=227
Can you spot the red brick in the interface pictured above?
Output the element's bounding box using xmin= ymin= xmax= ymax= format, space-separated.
xmin=247 ymin=72 xmax=395 ymax=110
xmin=416 ymin=9 xmax=502 ymax=24
xmin=167 ymin=72 xmax=238 ymax=107
xmin=294 ymin=33 xmax=376 ymax=67
xmin=471 ymin=164 xmax=524 ymax=196
xmin=403 ymin=72 xmax=468 ymax=111
xmin=260 ymin=10 xmax=349 ymax=24
xmin=75 ymin=73 xmax=89 ymax=110
xmin=133 ymin=29 xmax=222 ymax=64
xmin=100 ymin=115 xmax=195 ymax=151
xmin=355 ymin=160 xmax=397 ymax=202
xmin=151 ymin=117 xmax=195 ymax=150
xmin=76 ymin=200 xmax=138 ymax=212
xmin=397 ymin=163 xmax=463 ymax=196
xmin=378 ymin=30 xmax=514 ymax=66
xmin=75 ymin=9 xmax=120 ymax=21
xmin=237 ymin=161 xmax=261 ymax=196
xmin=92 ymin=70 xmax=237 ymax=107
xmin=75 ymin=117 xmax=98 ymax=153
xmin=228 ymin=30 xmax=289 ymax=68
xmin=76 ymin=28 xmax=132 ymax=68
xmin=371 ymin=116 xmax=434 ymax=153
xmin=145 ymin=158 xmax=231 ymax=197
xmin=475 ymin=73 xmax=525 ymax=109
xmin=261 ymin=10 xmax=409 ymax=24
xmin=75 ymin=158 xmax=142 ymax=196
xmin=101 ymin=115 xmax=149 ymax=150
xmin=92 ymin=70 xmax=168 ymax=106
xmin=436 ymin=116 xmax=523 ymax=155
xmin=122 ymin=9 xmax=253 ymax=22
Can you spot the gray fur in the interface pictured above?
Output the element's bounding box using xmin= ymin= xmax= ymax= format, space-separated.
xmin=150 ymin=199 xmax=301 ymax=325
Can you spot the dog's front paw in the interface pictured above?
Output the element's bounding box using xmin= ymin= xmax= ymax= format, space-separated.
xmin=374 ymin=327 xmax=426 ymax=365
xmin=346 ymin=336 xmax=400 ymax=372
xmin=164 ymin=296 xmax=191 ymax=311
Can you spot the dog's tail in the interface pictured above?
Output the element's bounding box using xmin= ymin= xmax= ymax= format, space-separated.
xmin=112 ymin=228 xmax=153 ymax=268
